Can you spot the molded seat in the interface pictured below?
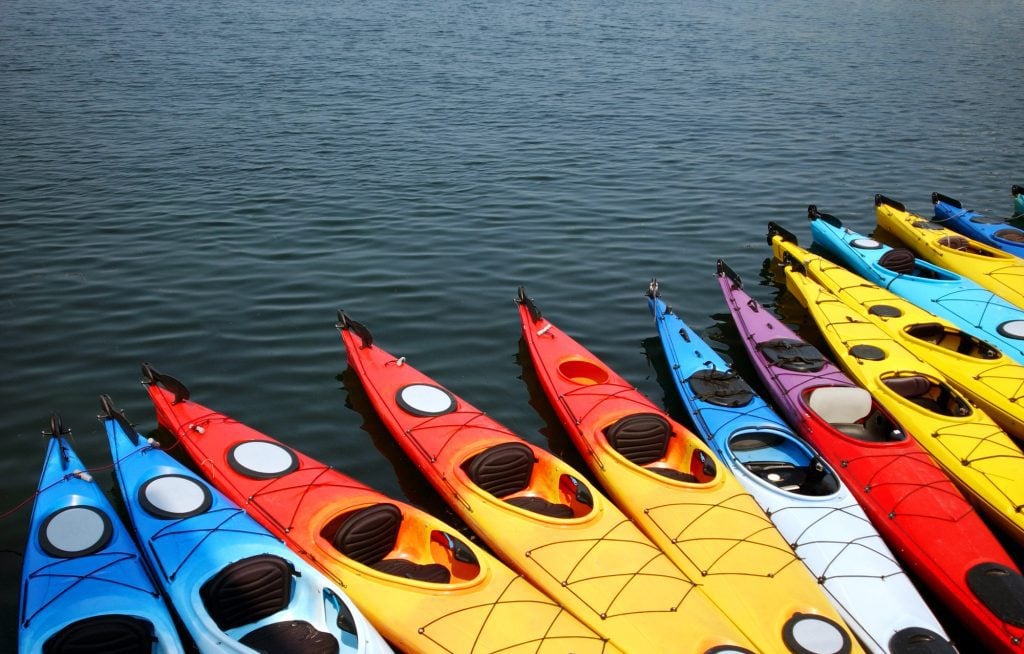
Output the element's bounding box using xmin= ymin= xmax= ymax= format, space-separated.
xmin=239 ymin=621 xmax=339 ymax=654
xmin=883 ymin=376 xmax=941 ymax=412
xmin=995 ymin=228 xmax=1024 ymax=243
xmin=605 ymin=414 xmax=697 ymax=482
xmin=807 ymin=386 xmax=873 ymax=425
xmin=332 ymin=503 xmax=451 ymax=584
xmin=464 ymin=443 xmax=573 ymax=518
xmin=201 ymin=555 xmax=294 ymax=631
xmin=44 ymin=615 xmax=154 ymax=654
xmin=878 ymin=248 xmax=916 ymax=275
xmin=939 ymin=235 xmax=970 ymax=250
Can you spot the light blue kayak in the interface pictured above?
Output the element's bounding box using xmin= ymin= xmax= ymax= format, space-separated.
xmin=101 ymin=394 xmax=393 ymax=654
xmin=932 ymin=192 xmax=1024 ymax=258
xmin=807 ymin=206 xmax=1024 ymax=366
xmin=19 ymin=415 xmax=184 ymax=654
xmin=646 ymin=281 xmax=951 ymax=654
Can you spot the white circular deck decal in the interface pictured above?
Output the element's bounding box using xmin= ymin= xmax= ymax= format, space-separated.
xmin=850 ymin=238 xmax=881 ymax=249
xmin=397 ymin=384 xmax=456 ymax=416
xmin=228 ymin=441 xmax=298 ymax=479
xmin=41 ymin=506 xmax=111 ymax=558
xmin=784 ymin=613 xmax=850 ymax=654
xmin=998 ymin=320 xmax=1024 ymax=340
xmin=140 ymin=475 xmax=212 ymax=519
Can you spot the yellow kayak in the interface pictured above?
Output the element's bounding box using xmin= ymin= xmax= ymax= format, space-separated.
xmin=769 ymin=226 xmax=1024 ymax=547
xmin=771 ymin=230 xmax=1024 ymax=440
xmin=517 ymin=291 xmax=861 ymax=654
xmin=875 ymin=194 xmax=1024 ymax=309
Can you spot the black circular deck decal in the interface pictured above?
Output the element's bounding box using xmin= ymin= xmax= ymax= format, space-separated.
xmin=228 ymin=441 xmax=299 ymax=479
xmin=850 ymin=238 xmax=882 ymax=250
xmin=139 ymin=474 xmax=213 ymax=520
xmin=396 ymin=384 xmax=457 ymax=417
xmin=997 ymin=321 xmax=1024 ymax=340
xmin=39 ymin=505 xmax=113 ymax=558
xmin=868 ymin=304 xmax=902 ymax=318
xmin=849 ymin=344 xmax=886 ymax=361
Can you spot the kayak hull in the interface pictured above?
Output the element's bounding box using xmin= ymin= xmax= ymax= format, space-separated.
xmin=340 ymin=316 xmax=755 ymax=654
xmin=647 ymin=284 xmax=949 ymax=654
xmin=515 ymin=292 xmax=863 ymax=654
xmin=808 ymin=209 xmax=1024 ymax=367
xmin=875 ymin=195 xmax=1024 ymax=310
xmin=720 ymin=261 xmax=1024 ymax=652
xmin=144 ymin=370 xmax=621 ymax=654
xmin=19 ymin=425 xmax=183 ymax=654
xmin=932 ymin=193 xmax=1024 ymax=259
xmin=102 ymin=398 xmax=392 ymax=654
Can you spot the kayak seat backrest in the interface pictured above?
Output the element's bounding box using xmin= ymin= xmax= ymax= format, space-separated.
xmin=200 ymin=554 xmax=294 ymax=631
xmin=332 ymin=503 xmax=451 ymax=583
xmin=605 ymin=414 xmax=697 ymax=482
xmin=239 ymin=621 xmax=339 ymax=654
xmin=939 ymin=235 xmax=970 ymax=250
xmin=883 ymin=376 xmax=942 ymax=412
xmin=878 ymin=248 xmax=916 ymax=274
xmin=43 ymin=615 xmax=154 ymax=654
xmin=729 ymin=431 xmax=787 ymax=453
xmin=687 ymin=369 xmax=754 ymax=407
xmin=464 ymin=443 xmax=574 ymax=518
xmin=807 ymin=386 xmax=872 ymax=425
xmin=995 ymin=228 xmax=1024 ymax=243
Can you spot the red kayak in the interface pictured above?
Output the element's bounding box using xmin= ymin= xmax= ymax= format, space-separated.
xmin=338 ymin=312 xmax=759 ymax=654
xmin=718 ymin=258 xmax=1024 ymax=652
xmin=142 ymin=363 xmax=624 ymax=654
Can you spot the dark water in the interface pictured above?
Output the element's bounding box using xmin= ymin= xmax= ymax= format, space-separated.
xmin=2 ymin=0 xmax=1022 ymax=648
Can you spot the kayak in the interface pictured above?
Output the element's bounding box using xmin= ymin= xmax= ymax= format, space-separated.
xmin=782 ymin=224 xmax=1024 ymax=440
xmin=100 ymin=394 xmax=393 ymax=654
xmin=19 ymin=416 xmax=184 ymax=654
xmin=807 ymin=206 xmax=1024 ymax=366
xmin=875 ymin=194 xmax=1024 ymax=310
xmin=769 ymin=227 xmax=1024 ymax=552
xmin=1014 ymin=185 xmax=1024 ymax=219
xmin=339 ymin=313 xmax=757 ymax=654
xmin=515 ymin=290 xmax=864 ymax=654
xmin=719 ymin=258 xmax=1024 ymax=653
xmin=932 ymin=192 xmax=1024 ymax=258
xmin=142 ymin=364 xmax=623 ymax=654
xmin=646 ymin=281 xmax=948 ymax=654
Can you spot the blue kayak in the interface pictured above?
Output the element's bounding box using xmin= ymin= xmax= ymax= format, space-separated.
xmin=932 ymin=192 xmax=1024 ymax=258
xmin=645 ymin=282 xmax=951 ymax=653
xmin=808 ymin=206 xmax=1024 ymax=366
xmin=101 ymin=395 xmax=393 ymax=654
xmin=19 ymin=415 xmax=184 ymax=654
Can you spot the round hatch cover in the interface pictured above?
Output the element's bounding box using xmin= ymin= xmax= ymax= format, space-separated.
xmin=228 ymin=441 xmax=299 ymax=479
xmin=849 ymin=344 xmax=886 ymax=361
xmin=868 ymin=304 xmax=902 ymax=318
xmin=850 ymin=238 xmax=882 ymax=249
xmin=40 ymin=505 xmax=112 ymax=558
xmin=783 ymin=613 xmax=851 ymax=654
xmin=997 ymin=321 xmax=1024 ymax=340
xmin=396 ymin=384 xmax=457 ymax=416
xmin=139 ymin=474 xmax=212 ymax=519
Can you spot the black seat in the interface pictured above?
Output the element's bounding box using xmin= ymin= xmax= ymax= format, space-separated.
xmin=878 ymin=248 xmax=916 ymax=275
xmin=44 ymin=615 xmax=154 ymax=654
xmin=687 ymin=369 xmax=754 ymax=407
xmin=605 ymin=414 xmax=697 ymax=482
xmin=332 ymin=504 xmax=450 ymax=584
xmin=201 ymin=555 xmax=294 ymax=631
xmin=464 ymin=443 xmax=573 ymax=518
xmin=883 ymin=376 xmax=941 ymax=413
xmin=239 ymin=621 xmax=339 ymax=654
xmin=757 ymin=338 xmax=825 ymax=372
